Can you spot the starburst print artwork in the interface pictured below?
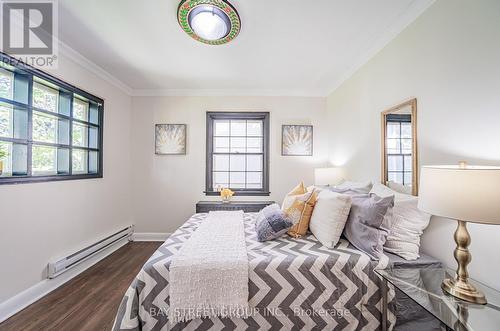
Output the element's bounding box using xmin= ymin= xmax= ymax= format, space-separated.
xmin=282 ymin=125 xmax=313 ymax=156
xmin=155 ymin=124 xmax=186 ymax=155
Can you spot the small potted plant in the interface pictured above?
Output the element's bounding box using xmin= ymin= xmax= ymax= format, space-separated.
xmin=220 ymin=188 xmax=234 ymax=203
xmin=0 ymin=149 xmax=5 ymax=176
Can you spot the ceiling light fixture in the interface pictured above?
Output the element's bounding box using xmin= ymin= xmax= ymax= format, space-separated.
xmin=178 ymin=0 xmax=240 ymax=45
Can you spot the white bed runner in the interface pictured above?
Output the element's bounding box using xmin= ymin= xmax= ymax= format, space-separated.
xmin=169 ymin=210 xmax=249 ymax=323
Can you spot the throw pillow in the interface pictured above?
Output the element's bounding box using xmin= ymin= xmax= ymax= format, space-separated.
xmin=387 ymin=180 xmax=413 ymax=195
xmin=282 ymin=182 xmax=318 ymax=238
xmin=256 ymin=203 xmax=281 ymax=226
xmin=343 ymin=193 xmax=395 ymax=260
xmin=370 ymin=183 xmax=431 ymax=260
xmin=255 ymin=209 xmax=293 ymax=242
xmin=309 ymin=190 xmax=352 ymax=248
xmin=335 ymin=180 xmax=373 ymax=193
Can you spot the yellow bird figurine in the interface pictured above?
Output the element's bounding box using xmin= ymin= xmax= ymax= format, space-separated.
xmin=220 ymin=188 xmax=234 ymax=203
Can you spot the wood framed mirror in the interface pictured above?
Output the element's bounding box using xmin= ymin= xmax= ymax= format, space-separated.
xmin=381 ymin=98 xmax=418 ymax=195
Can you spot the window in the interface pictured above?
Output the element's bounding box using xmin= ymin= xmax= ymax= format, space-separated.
xmin=385 ymin=114 xmax=412 ymax=186
xmin=206 ymin=112 xmax=269 ymax=195
xmin=0 ymin=53 xmax=103 ymax=185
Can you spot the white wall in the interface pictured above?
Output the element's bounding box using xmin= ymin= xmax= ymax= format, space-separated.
xmin=131 ymin=96 xmax=328 ymax=233
xmin=326 ymin=0 xmax=500 ymax=290
xmin=0 ymin=53 xmax=133 ymax=301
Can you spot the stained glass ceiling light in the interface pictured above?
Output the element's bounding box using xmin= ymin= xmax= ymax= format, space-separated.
xmin=178 ymin=0 xmax=241 ymax=45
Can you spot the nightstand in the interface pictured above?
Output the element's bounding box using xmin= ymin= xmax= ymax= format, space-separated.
xmin=376 ymin=267 xmax=500 ymax=331
xmin=196 ymin=201 xmax=275 ymax=213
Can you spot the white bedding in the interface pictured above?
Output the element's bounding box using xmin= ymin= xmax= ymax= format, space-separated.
xmin=168 ymin=210 xmax=249 ymax=323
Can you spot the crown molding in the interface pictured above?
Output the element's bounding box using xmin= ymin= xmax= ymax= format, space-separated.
xmin=131 ymin=88 xmax=325 ymax=97
xmin=321 ymin=0 xmax=436 ymax=96
xmin=58 ymin=42 xmax=134 ymax=96
xmin=0 ymin=18 xmax=134 ymax=97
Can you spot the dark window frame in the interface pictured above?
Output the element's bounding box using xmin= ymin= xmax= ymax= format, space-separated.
xmin=386 ymin=114 xmax=412 ymax=186
xmin=205 ymin=112 xmax=270 ymax=196
xmin=0 ymin=52 xmax=104 ymax=185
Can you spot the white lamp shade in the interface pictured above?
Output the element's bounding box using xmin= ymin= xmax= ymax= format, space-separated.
xmin=314 ymin=167 xmax=344 ymax=186
xmin=418 ymin=165 xmax=500 ymax=225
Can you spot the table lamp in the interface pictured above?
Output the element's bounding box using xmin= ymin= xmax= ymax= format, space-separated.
xmin=418 ymin=162 xmax=500 ymax=304
xmin=314 ymin=167 xmax=344 ymax=186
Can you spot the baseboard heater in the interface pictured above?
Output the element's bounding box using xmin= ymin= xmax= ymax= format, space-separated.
xmin=47 ymin=226 xmax=133 ymax=279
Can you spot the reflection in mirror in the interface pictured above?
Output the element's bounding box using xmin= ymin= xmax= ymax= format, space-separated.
xmin=381 ymin=99 xmax=418 ymax=195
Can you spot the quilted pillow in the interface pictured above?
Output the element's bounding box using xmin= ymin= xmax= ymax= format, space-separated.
xmin=255 ymin=207 xmax=294 ymax=242
xmin=282 ymin=182 xmax=318 ymax=238
xmin=370 ymin=183 xmax=431 ymax=260
xmin=309 ymin=190 xmax=352 ymax=248
xmin=256 ymin=203 xmax=281 ymax=226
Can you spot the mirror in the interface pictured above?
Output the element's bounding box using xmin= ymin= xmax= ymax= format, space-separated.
xmin=381 ymin=98 xmax=418 ymax=195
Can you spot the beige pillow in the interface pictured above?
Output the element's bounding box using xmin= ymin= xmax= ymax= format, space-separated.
xmin=309 ymin=190 xmax=352 ymax=248
xmin=282 ymin=182 xmax=318 ymax=238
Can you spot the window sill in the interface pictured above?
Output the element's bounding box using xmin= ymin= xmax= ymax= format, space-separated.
xmin=0 ymin=173 xmax=102 ymax=185
xmin=204 ymin=191 xmax=270 ymax=197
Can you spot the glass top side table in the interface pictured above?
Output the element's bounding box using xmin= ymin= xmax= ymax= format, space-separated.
xmin=376 ymin=267 xmax=500 ymax=331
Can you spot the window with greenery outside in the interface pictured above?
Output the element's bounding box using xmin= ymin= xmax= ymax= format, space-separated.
xmin=0 ymin=54 xmax=103 ymax=184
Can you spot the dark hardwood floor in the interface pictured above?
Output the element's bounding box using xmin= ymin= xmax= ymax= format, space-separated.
xmin=0 ymin=242 xmax=161 ymax=331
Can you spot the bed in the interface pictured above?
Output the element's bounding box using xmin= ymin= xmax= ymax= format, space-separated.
xmin=113 ymin=212 xmax=399 ymax=331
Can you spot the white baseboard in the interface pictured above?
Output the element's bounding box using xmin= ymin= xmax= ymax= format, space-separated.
xmin=0 ymin=237 xmax=130 ymax=323
xmin=132 ymin=232 xmax=170 ymax=242
xmin=0 ymin=231 xmax=170 ymax=323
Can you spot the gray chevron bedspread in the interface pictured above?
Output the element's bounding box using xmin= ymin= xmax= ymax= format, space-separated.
xmin=113 ymin=213 xmax=396 ymax=331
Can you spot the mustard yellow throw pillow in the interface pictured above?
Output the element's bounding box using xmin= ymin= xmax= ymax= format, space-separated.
xmin=282 ymin=182 xmax=318 ymax=238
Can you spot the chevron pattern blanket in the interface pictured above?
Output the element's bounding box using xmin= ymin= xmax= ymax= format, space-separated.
xmin=113 ymin=213 xmax=396 ymax=331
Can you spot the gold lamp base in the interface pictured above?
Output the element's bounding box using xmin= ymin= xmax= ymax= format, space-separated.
xmin=442 ymin=277 xmax=486 ymax=304
xmin=443 ymin=220 xmax=487 ymax=305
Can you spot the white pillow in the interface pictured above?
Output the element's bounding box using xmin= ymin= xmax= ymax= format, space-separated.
xmin=306 ymin=185 xmax=328 ymax=193
xmin=309 ymin=190 xmax=352 ymax=248
xmin=388 ymin=181 xmax=413 ymax=195
xmin=370 ymin=182 xmax=414 ymax=202
xmin=370 ymin=183 xmax=431 ymax=260
xmin=335 ymin=180 xmax=373 ymax=193
xmin=385 ymin=199 xmax=431 ymax=260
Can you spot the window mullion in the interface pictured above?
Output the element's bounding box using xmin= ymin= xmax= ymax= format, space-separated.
xmin=0 ymin=137 xmax=28 ymax=144
xmin=86 ymin=117 xmax=90 ymax=173
xmin=98 ymin=103 xmax=103 ymax=176
xmin=401 ymin=123 xmax=405 ymax=185
xmin=31 ymin=106 xmax=73 ymax=122
xmin=26 ymin=74 xmax=33 ymax=177
xmin=244 ymin=120 xmax=247 ymax=189
xmin=0 ymin=96 xmax=29 ymax=109
xmin=69 ymin=93 xmax=73 ymax=175
xmin=228 ymin=120 xmax=231 ymax=188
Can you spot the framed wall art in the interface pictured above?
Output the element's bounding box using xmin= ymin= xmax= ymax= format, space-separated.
xmin=155 ymin=124 xmax=187 ymax=155
xmin=281 ymin=125 xmax=313 ymax=156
